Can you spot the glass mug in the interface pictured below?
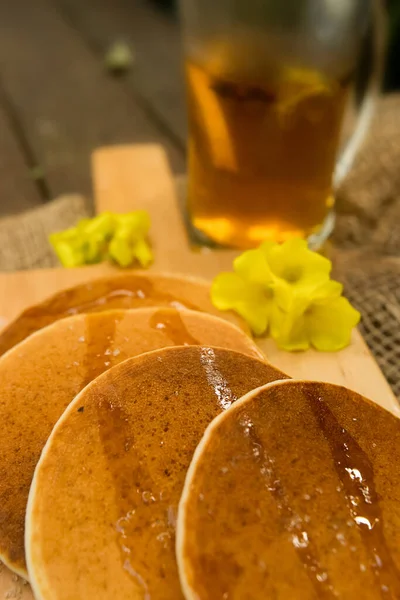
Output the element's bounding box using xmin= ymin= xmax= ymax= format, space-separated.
xmin=179 ymin=0 xmax=384 ymax=249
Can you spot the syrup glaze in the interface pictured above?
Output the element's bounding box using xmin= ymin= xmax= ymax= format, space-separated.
xmin=95 ymin=349 xmax=284 ymax=599
xmin=83 ymin=313 xmax=121 ymax=386
xmin=306 ymin=386 xmax=400 ymax=597
xmin=149 ymin=309 xmax=199 ymax=346
xmin=178 ymin=380 xmax=400 ymax=600
xmin=0 ymin=308 xmax=261 ymax=577
xmin=0 ymin=274 xmax=217 ymax=355
xmin=26 ymin=347 xmax=286 ymax=599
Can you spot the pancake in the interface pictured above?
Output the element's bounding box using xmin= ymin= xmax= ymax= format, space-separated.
xmin=177 ymin=380 xmax=400 ymax=600
xmin=0 ymin=272 xmax=245 ymax=355
xmin=0 ymin=307 xmax=263 ymax=579
xmin=25 ymin=347 xmax=287 ymax=599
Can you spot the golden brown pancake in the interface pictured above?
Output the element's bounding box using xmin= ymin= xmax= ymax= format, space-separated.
xmin=0 ymin=272 xmax=245 ymax=355
xmin=177 ymin=380 xmax=400 ymax=600
xmin=0 ymin=307 xmax=262 ymax=579
xmin=25 ymin=347 xmax=287 ymax=599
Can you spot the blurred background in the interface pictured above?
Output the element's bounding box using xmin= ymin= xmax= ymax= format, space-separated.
xmin=0 ymin=0 xmax=399 ymax=218
xmin=384 ymin=0 xmax=400 ymax=89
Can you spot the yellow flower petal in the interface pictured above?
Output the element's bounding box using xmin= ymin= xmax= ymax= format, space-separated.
xmin=76 ymin=219 xmax=91 ymax=233
xmin=266 ymin=238 xmax=331 ymax=293
xmin=270 ymin=279 xmax=297 ymax=313
xmin=236 ymin=301 xmax=271 ymax=337
xmin=211 ymin=273 xmax=272 ymax=336
xmin=263 ymin=241 xmax=333 ymax=312
xmin=84 ymin=212 xmax=115 ymax=239
xmin=131 ymin=238 xmax=153 ymax=268
xmin=306 ymin=296 xmax=361 ymax=351
xmin=115 ymin=210 xmax=151 ymax=237
xmin=312 ymin=279 xmax=343 ymax=302
xmin=50 ymin=238 xmax=85 ymax=268
xmin=211 ymin=272 xmax=264 ymax=309
xmin=233 ymin=248 xmax=273 ymax=287
xmin=108 ymin=236 xmax=133 ymax=268
xmin=211 ymin=273 xmax=245 ymax=311
xmin=270 ymin=307 xmax=310 ymax=351
xmin=277 ymin=278 xmax=344 ymax=316
xmin=259 ymin=240 xmax=276 ymax=257
xmin=83 ymin=235 xmax=105 ymax=264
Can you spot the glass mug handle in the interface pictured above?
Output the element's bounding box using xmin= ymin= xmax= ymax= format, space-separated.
xmin=333 ymin=0 xmax=386 ymax=187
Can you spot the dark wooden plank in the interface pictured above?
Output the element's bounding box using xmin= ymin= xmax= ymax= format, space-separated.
xmin=0 ymin=93 xmax=44 ymax=216
xmin=0 ymin=0 xmax=185 ymax=204
xmin=55 ymin=0 xmax=187 ymax=145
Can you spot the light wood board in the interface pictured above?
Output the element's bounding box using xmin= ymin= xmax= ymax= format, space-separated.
xmin=0 ymin=143 xmax=397 ymax=598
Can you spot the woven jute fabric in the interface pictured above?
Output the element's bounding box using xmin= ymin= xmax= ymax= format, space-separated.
xmin=0 ymin=94 xmax=399 ymax=396
xmin=333 ymin=93 xmax=400 ymax=254
xmin=333 ymin=251 xmax=400 ymax=398
xmin=347 ymin=263 xmax=400 ymax=398
xmin=332 ymin=93 xmax=400 ymax=398
xmin=0 ymin=195 xmax=88 ymax=271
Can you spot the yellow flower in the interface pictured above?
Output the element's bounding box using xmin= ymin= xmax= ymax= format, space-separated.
xmin=50 ymin=210 xmax=153 ymax=268
xmin=210 ymin=240 xmax=360 ymax=352
xmin=262 ymin=238 xmax=332 ymax=311
xmin=271 ymin=291 xmax=361 ymax=352
xmin=109 ymin=229 xmax=153 ymax=268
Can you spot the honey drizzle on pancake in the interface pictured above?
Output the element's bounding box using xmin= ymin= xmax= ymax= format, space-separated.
xmin=149 ymin=309 xmax=200 ymax=346
xmin=90 ymin=350 xmax=241 ymax=598
xmin=200 ymin=347 xmax=237 ymax=410
xmin=63 ymin=278 xmax=199 ymax=316
xmin=243 ymin=417 xmax=335 ymax=598
xmin=86 ymin=350 xmax=282 ymax=598
xmin=0 ymin=276 xmax=201 ymax=356
xmin=306 ymin=385 xmax=400 ymax=597
xmin=95 ymin=394 xmax=153 ymax=599
xmin=82 ymin=314 xmax=122 ymax=386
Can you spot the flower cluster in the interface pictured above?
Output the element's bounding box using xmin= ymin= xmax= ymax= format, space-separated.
xmin=211 ymin=239 xmax=360 ymax=352
xmin=50 ymin=211 xmax=153 ymax=269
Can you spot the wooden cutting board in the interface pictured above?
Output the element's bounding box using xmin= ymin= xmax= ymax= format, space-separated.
xmin=0 ymin=144 xmax=397 ymax=598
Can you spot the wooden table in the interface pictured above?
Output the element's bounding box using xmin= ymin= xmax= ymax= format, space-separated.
xmin=0 ymin=0 xmax=185 ymax=216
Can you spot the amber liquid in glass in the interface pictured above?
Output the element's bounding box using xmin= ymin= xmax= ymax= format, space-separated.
xmin=186 ymin=58 xmax=350 ymax=248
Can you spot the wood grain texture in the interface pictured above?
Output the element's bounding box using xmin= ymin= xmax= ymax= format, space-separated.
xmin=0 ymin=98 xmax=43 ymax=216
xmin=0 ymin=143 xmax=397 ymax=594
xmin=56 ymin=0 xmax=186 ymax=145
xmin=0 ymin=0 xmax=184 ymax=205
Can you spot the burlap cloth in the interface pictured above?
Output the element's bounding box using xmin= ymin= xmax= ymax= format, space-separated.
xmin=0 ymin=195 xmax=88 ymax=271
xmin=332 ymin=93 xmax=400 ymax=397
xmin=0 ymin=94 xmax=399 ymax=395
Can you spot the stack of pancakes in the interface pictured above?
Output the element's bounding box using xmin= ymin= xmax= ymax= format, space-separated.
xmin=0 ymin=273 xmax=399 ymax=600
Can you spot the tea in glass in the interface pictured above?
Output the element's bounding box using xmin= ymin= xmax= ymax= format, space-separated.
xmin=180 ymin=0 xmax=374 ymax=248
xmin=186 ymin=58 xmax=350 ymax=248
